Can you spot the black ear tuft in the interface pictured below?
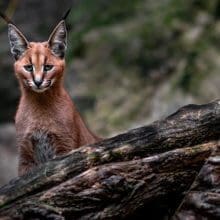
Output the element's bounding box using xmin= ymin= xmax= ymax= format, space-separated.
xmin=0 ymin=11 xmax=14 ymax=24
xmin=48 ymin=21 xmax=67 ymax=59
xmin=8 ymin=24 xmax=29 ymax=60
xmin=62 ymin=8 xmax=71 ymax=20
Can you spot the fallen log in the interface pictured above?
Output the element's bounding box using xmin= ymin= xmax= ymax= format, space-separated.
xmin=0 ymin=100 xmax=219 ymax=219
xmin=173 ymin=143 xmax=220 ymax=220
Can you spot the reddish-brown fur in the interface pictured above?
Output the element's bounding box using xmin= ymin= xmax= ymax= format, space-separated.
xmin=13 ymin=40 xmax=100 ymax=175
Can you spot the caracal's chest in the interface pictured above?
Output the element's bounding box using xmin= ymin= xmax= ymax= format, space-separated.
xmin=15 ymin=101 xmax=75 ymax=139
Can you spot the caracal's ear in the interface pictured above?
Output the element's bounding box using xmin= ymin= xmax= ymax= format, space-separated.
xmin=8 ymin=24 xmax=29 ymax=60
xmin=48 ymin=20 xmax=67 ymax=59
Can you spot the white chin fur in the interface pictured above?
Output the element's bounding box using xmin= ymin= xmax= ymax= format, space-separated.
xmin=31 ymin=87 xmax=49 ymax=93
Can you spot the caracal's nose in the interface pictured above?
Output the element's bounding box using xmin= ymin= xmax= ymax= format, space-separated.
xmin=34 ymin=79 xmax=43 ymax=87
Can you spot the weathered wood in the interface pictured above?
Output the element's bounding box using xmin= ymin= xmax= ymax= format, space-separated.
xmin=0 ymin=100 xmax=219 ymax=219
xmin=173 ymin=143 xmax=220 ymax=220
xmin=0 ymin=142 xmax=218 ymax=219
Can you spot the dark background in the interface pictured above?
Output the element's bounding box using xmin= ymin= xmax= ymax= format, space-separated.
xmin=0 ymin=0 xmax=219 ymax=186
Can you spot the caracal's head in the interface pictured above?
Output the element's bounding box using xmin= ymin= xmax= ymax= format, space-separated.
xmin=8 ymin=20 xmax=67 ymax=93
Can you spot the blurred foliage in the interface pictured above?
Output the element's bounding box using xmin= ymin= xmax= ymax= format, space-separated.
xmin=67 ymin=0 xmax=219 ymax=89
xmin=63 ymin=0 xmax=220 ymax=134
xmin=67 ymin=0 xmax=141 ymax=57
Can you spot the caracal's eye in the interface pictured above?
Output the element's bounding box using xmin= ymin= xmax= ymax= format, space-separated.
xmin=24 ymin=65 xmax=33 ymax=72
xmin=44 ymin=65 xmax=53 ymax=72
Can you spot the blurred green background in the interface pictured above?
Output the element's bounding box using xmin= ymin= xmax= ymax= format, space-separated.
xmin=0 ymin=0 xmax=219 ymax=185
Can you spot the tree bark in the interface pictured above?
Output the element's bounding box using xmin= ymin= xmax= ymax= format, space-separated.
xmin=0 ymin=100 xmax=219 ymax=219
xmin=173 ymin=144 xmax=220 ymax=220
